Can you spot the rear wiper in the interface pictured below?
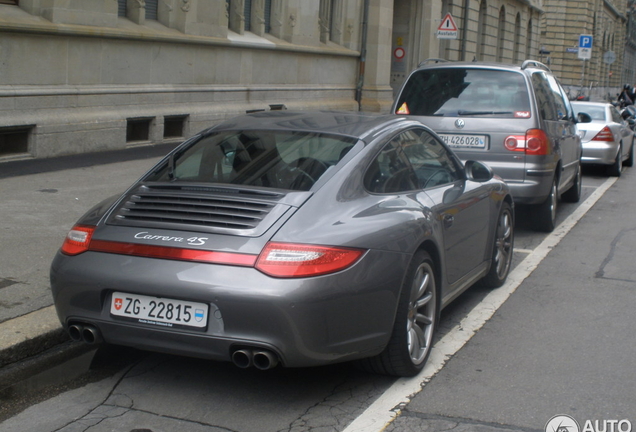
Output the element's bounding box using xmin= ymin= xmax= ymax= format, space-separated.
xmin=457 ymin=110 xmax=514 ymax=116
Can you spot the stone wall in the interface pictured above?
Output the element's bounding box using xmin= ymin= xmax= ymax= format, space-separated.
xmin=0 ymin=0 xmax=374 ymax=160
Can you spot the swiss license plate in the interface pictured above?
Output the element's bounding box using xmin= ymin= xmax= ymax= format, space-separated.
xmin=110 ymin=292 xmax=209 ymax=329
xmin=439 ymin=134 xmax=487 ymax=149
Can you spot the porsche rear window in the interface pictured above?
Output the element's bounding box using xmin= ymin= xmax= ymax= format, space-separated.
xmin=396 ymin=68 xmax=531 ymax=118
xmin=146 ymin=130 xmax=358 ymax=191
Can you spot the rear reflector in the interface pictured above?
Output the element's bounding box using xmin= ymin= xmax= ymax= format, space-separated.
xmin=255 ymin=242 xmax=365 ymax=278
xmin=88 ymin=240 xmax=257 ymax=267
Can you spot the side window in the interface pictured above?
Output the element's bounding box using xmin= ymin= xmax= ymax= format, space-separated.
xmin=402 ymin=129 xmax=462 ymax=188
xmin=546 ymin=74 xmax=573 ymax=121
xmin=531 ymin=72 xmax=558 ymax=121
xmin=610 ymin=106 xmax=623 ymax=124
xmin=364 ymin=129 xmax=461 ymax=193
xmin=364 ymin=137 xmax=418 ymax=193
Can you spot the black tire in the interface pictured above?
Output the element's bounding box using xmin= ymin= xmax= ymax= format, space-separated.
xmin=533 ymin=176 xmax=558 ymax=232
xmin=480 ymin=202 xmax=514 ymax=288
xmin=607 ymin=146 xmax=622 ymax=177
xmin=358 ymin=250 xmax=438 ymax=377
xmin=624 ymin=140 xmax=634 ymax=167
xmin=561 ymin=161 xmax=582 ymax=203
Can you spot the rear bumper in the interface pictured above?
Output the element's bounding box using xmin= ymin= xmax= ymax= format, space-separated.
xmin=581 ymin=140 xmax=619 ymax=165
xmin=51 ymin=249 xmax=409 ymax=367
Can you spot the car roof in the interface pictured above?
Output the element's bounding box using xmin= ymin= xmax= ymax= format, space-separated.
xmin=204 ymin=110 xmax=413 ymax=141
xmin=571 ymin=101 xmax=611 ymax=107
xmin=411 ymin=59 xmax=550 ymax=74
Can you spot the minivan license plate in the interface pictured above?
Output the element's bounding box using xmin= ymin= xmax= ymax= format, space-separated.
xmin=439 ymin=134 xmax=487 ymax=149
xmin=110 ymin=292 xmax=208 ymax=329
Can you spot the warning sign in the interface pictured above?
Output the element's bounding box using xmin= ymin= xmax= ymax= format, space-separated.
xmin=437 ymin=13 xmax=458 ymax=39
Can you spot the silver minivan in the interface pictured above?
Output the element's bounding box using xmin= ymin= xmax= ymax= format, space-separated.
xmin=392 ymin=60 xmax=591 ymax=232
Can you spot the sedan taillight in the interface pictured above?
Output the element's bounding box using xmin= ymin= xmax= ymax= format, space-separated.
xmin=504 ymin=129 xmax=551 ymax=156
xmin=592 ymin=126 xmax=614 ymax=142
xmin=255 ymin=242 xmax=365 ymax=278
xmin=61 ymin=225 xmax=95 ymax=255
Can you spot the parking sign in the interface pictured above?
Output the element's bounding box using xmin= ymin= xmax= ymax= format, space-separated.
xmin=578 ymin=34 xmax=592 ymax=60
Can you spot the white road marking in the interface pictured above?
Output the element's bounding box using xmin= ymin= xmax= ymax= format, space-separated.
xmin=342 ymin=177 xmax=618 ymax=432
xmin=513 ymin=248 xmax=534 ymax=254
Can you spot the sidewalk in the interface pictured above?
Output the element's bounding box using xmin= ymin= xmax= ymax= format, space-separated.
xmin=0 ymin=144 xmax=175 ymax=377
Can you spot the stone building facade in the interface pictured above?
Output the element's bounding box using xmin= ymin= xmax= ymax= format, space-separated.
xmin=0 ymin=0 xmax=573 ymax=162
xmin=539 ymin=0 xmax=627 ymax=99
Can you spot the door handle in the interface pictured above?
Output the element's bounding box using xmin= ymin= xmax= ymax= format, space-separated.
xmin=443 ymin=214 xmax=454 ymax=228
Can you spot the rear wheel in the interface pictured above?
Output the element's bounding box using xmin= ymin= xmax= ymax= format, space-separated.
xmin=480 ymin=202 xmax=514 ymax=288
xmin=624 ymin=140 xmax=634 ymax=167
xmin=533 ymin=176 xmax=558 ymax=232
xmin=358 ymin=250 xmax=438 ymax=377
xmin=562 ymin=162 xmax=582 ymax=203
xmin=607 ymin=146 xmax=622 ymax=177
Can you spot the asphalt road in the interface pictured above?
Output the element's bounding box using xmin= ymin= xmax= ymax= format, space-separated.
xmin=1 ymin=152 xmax=634 ymax=432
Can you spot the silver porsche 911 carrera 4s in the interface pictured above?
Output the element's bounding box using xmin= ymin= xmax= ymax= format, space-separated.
xmin=51 ymin=110 xmax=514 ymax=377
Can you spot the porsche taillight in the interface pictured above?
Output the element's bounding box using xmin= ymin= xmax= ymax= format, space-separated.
xmin=61 ymin=225 xmax=95 ymax=255
xmin=504 ymin=129 xmax=551 ymax=156
xmin=592 ymin=126 xmax=614 ymax=142
xmin=255 ymin=242 xmax=365 ymax=278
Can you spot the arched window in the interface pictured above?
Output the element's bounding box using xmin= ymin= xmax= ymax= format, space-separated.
xmin=477 ymin=0 xmax=488 ymax=60
xmin=497 ymin=6 xmax=506 ymax=62
xmin=526 ymin=18 xmax=533 ymax=59
xmin=513 ymin=13 xmax=522 ymax=63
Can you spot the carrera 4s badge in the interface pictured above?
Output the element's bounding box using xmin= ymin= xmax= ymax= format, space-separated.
xmin=134 ymin=232 xmax=208 ymax=246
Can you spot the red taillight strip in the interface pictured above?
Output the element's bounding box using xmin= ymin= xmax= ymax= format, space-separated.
xmin=88 ymin=240 xmax=257 ymax=267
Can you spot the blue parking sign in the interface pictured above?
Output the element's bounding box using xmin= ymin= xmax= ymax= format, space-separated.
xmin=579 ymin=35 xmax=593 ymax=49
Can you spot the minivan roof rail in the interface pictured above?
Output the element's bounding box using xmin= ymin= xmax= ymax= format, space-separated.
xmin=418 ymin=58 xmax=449 ymax=67
xmin=521 ymin=60 xmax=551 ymax=72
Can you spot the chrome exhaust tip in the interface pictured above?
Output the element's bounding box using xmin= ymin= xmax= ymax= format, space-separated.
xmin=231 ymin=349 xmax=253 ymax=368
xmin=68 ymin=324 xmax=83 ymax=342
xmin=81 ymin=325 xmax=102 ymax=344
xmin=253 ymin=350 xmax=279 ymax=370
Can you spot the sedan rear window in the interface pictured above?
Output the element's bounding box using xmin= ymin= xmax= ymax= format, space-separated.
xmin=146 ymin=130 xmax=358 ymax=191
xmin=396 ymin=68 xmax=531 ymax=118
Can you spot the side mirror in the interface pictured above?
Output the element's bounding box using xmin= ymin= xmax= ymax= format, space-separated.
xmin=577 ymin=112 xmax=592 ymax=123
xmin=465 ymin=160 xmax=494 ymax=182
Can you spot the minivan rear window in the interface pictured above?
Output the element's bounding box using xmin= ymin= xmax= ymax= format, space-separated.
xmin=396 ymin=68 xmax=531 ymax=118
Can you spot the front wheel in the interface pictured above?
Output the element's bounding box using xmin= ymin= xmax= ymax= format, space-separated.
xmin=358 ymin=250 xmax=438 ymax=377
xmin=533 ymin=176 xmax=558 ymax=232
xmin=480 ymin=202 xmax=514 ymax=288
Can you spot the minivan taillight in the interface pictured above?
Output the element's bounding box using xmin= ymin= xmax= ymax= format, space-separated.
xmin=504 ymin=129 xmax=551 ymax=156
xmin=255 ymin=242 xmax=365 ymax=278
xmin=592 ymin=126 xmax=614 ymax=142
xmin=61 ymin=225 xmax=95 ymax=255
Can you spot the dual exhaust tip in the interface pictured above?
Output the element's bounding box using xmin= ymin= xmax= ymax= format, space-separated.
xmin=68 ymin=323 xmax=102 ymax=345
xmin=68 ymin=324 xmax=278 ymax=370
xmin=231 ymin=348 xmax=279 ymax=370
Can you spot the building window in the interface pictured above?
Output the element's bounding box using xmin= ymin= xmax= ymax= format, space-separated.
xmin=0 ymin=126 xmax=31 ymax=158
xmin=477 ymin=0 xmax=487 ymax=60
xmin=496 ymin=6 xmax=505 ymax=62
xmin=264 ymin=0 xmax=272 ymax=33
xmin=117 ymin=0 xmax=126 ymax=17
xmin=146 ymin=0 xmax=158 ymax=20
xmin=244 ymin=0 xmax=252 ymax=31
xmin=126 ymin=118 xmax=153 ymax=143
xmin=526 ymin=18 xmax=533 ymax=59
xmin=319 ymin=0 xmax=342 ymax=44
xmin=0 ymin=0 xmax=19 ymax=4
xmin=513 ymin=13 xmax=521 ymax=63
xmin=163 ymin=115 xmax=188 ymax=139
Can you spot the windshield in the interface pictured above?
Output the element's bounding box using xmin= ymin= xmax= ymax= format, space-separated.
xmin=146 ymin=130 xmax=359 ymax=191
xmin=396 ymin=68 xmax=531 ymax=118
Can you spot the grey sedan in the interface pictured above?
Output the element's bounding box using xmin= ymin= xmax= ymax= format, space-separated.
xmin=572 ymin=101 xmax=635 ymax=176
xmin=51 ymin=111 xmax=514 ymax=377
